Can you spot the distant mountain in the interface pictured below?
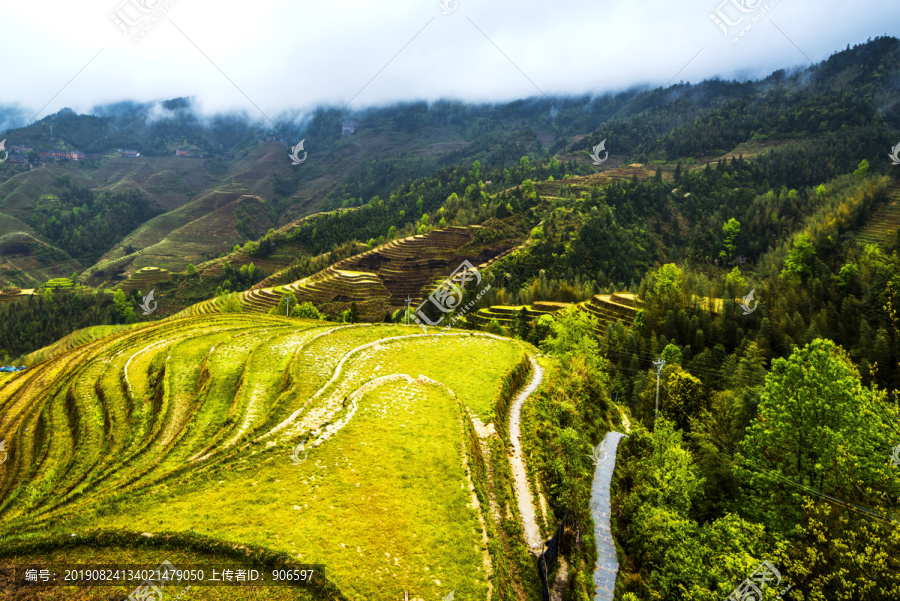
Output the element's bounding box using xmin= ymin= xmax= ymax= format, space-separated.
xmin=0 ymin=36 xmax=897 ymax=292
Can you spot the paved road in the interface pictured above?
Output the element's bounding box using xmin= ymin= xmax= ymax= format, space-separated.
xmin=591 ymin=431 xmax=626 ymax=601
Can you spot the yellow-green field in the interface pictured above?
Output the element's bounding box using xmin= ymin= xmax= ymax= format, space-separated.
xmin=0 ymin=314 xmax=530 ymax=600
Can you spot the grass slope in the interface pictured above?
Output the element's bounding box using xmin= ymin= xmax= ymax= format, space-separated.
xmin=0 ymin=315 xmax=533 ymax=599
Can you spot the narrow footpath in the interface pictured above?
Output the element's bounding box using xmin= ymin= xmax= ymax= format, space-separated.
xmin=508 ymin=355 xmax=545 ymax=553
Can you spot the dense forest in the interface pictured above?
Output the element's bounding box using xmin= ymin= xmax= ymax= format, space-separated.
xmin=0 ymin=289 xmax=140 ymax=363
xmin=26 ymin=175 xmax=160 ymax=265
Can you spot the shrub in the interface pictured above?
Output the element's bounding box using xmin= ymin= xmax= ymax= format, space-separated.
xmin=220 ymin=293 xmax=243 ymax=313
xmin=292 ymin=301 xmax=324 ymax=320
xmin=484 ymin=318 xmax=507 ymax=336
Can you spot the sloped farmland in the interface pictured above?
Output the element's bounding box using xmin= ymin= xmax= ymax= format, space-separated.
xmin=0 ymin=314 xmax=531 ymax=599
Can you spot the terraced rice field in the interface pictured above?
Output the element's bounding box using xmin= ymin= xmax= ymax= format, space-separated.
xmin=0 ymin=314 xmax=530 ymax=599
xmin=470 ymin=294 xmax=641 ymax=334
xmin=853 ymin=183 xmax=900 ymax=247
xmin=175 ymin=225 xmax=523 ymax=321
xmin=21 ymin=324 xmax=142 ymax=365
xmin=532 ymin=164 xmax=664 ymax=199
xmin=580 ymin=293 xmax=641 ymax=331
xmin=281 ymin=227 xmax=485 ymax=310
xmin=117 ymin=266 xmax=171 ymax=292
xmin=469 ymin=301 xmax=571 ymax=328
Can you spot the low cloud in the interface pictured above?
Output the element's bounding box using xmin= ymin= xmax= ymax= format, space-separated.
xmin=0 ymin=0 xmax=896 ymax=129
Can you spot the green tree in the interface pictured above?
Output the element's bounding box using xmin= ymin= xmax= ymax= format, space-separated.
xmin=515 ymin=307 xmax=531 ymax=340
xmin=780 ymin=233 xmax=816 ymax=281
xmin=484 ymin=318 xmax=506 ymax=336
xmin=734 ymin=338 xmax=900 ymax=533
xmin=270 ymin=292 xmax=299 ymax=316
xmin=719 ymin=218 xmax=741 ymax=261
xmin=540 ymin=307 xmax=601 ymax=365
xmin=292 ymin=301 xmax=323 ymax=320
xmin=660 ymin=343 xmax=682 ymax=366
xmin=724 ymin=266 xmax=748 ymax=308
xmin=653 ymin=264 xmax=683 ymax=299
xmin=779 ymin=498 xmax=900 ymax=599
xmin=220 ymin=293 xmax=243 ymax=313
xmin=518 ymin=155 xmax=533 ymax=178
xmin=617 ymin=422 xmax=780 ymax=601
xmin=469 ymin=159 xmax=481 ymax=180
xmin=113 ymin=289 xmax=138 ymax=323
xmin=662 ymin=366 xmax=702 ymax=431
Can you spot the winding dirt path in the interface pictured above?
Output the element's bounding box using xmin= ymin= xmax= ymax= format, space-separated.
xmin=508 ymin=355 xmax=545 ymax=553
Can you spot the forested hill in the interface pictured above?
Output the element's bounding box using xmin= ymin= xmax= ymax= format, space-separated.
xmin=0 ymin=36 xmax=898 ymax=347
xmin=0 ymin=37 xmax=895 ymax=283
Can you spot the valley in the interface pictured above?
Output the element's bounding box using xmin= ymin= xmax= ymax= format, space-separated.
xmin=0 ymin=31 xmax=898 ymax=601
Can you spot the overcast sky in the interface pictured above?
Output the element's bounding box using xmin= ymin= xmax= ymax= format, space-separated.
xmin=2 ymin=0 xmax=898 ymax=126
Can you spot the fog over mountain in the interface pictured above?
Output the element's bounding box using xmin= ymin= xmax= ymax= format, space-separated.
xmin=1 ymin=0 xmax=897 ymax=128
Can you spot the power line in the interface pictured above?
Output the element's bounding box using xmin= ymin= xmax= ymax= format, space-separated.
xmin=702 ymin=425 xmax=897 ymax=525
xmin=601 ymin=347 xmax=766 ymax=388
xmin=655 ymin=382 xmax=899 ymax=526
xmin=594 ymin=353 xmax=898 ymax=525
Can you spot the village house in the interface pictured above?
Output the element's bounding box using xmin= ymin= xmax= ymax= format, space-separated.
xmin=341 ymin=120 xmax=360 ymax=135
xmin=258 ymin=134 xmax=287 ymax=144
xmin=35 ymin=149 xmax=84 ymax=161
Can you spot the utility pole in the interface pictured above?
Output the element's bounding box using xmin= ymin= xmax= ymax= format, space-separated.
xmin=404 ymin=296 xmax=412 ymax=326
xmin=652 ymin=357 xmax=665 ymax=429
xmin=286 ymin=295 xmax=291 ymax=317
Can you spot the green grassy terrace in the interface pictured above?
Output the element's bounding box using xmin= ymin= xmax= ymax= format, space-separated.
xmin=0 ymin=314 xmax=534 ymax=599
